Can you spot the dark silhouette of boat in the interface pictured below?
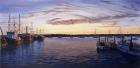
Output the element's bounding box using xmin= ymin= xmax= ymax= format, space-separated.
xmin=96 ymin=41 xmax=116 ymax=50
xmin=33 ymin=35 xmax=44 ymax=41
xmin=117 ymin=42 xmax=140 ymax=57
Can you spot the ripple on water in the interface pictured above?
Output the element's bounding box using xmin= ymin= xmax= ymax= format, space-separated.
xmin=0 ymin=38 xmax=140 ymax=68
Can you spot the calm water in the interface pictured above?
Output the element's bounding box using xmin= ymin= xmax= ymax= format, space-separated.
xmin=0 ymin=37 xmax=140 ymax=68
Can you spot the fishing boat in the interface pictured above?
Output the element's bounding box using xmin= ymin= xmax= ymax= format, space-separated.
xmin=117 ymin=42 xmax=140 ymax=56
xmin=96 ymin=41 xmax=117 ymax=50
xmin=20 ymin=33 xmax=32 ymax=42
xmin=0 ymin=26 xmax=8 ymax=48
xmin=96 ymin=41 xmax=105 ymax=50
xmin=6 ymin=32 xmax=22 ymax=45
xmin=33 ymin=35 xmax=44 ymax=41
xmin=5 ymin=14 xmax=23 ymax=45
xmin=117 ymin=35 xmax=140 ymax=56
xmin=96 ymin=41 xmax=110 ymax=50
xmin=0 ymin=36 xmax=8 ymax=48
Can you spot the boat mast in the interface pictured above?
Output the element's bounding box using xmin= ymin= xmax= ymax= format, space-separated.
xmin=8 ymin=15 xmax=11 ymax=32
xmin=26 ymin=26 xmax=28 ymax=34
xmin=0 ymin=26 xmax=3 ymax=36
xmin=13 ymin=18 xmax=16 ymax=32
xmin=118 ymin=26 xmax=122 ymax=34
xmin=0 ymin=26 xmax=3 ymax=49
xmin=31 ymin=22 xmax=33 ymax=34
xmin=18 ymin=14 xmax=21 ymax=34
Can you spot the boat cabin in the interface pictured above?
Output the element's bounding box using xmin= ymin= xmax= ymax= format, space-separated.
xmin=7 ymin=32 xmax=15 ymax=39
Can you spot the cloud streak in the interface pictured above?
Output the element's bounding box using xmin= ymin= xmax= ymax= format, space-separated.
xmin=0 ymin=0 xmax=140 ymax=26
xmin=0 ymin=0 xmax=140 ymax=14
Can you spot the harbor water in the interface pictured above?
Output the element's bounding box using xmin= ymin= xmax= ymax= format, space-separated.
xmin=0 ymin=37 xmax=140 ymax=68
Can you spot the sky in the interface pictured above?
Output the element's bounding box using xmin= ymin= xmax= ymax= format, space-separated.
xmin=0 ymin=0 xmax=139 ymax=14
xmin=0 ymin=0 xmax=140 ymax=34
xmin=0 ymin=0 xmax=76 ymax=14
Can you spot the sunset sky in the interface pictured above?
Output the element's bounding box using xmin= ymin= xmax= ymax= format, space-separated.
xmin=0 ymin=0 xmax=140 ymax=34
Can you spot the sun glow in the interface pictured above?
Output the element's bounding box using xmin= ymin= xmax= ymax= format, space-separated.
xmin=31 ymin=23 xmax=140 ymax=35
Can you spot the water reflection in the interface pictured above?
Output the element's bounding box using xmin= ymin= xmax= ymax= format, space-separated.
xmin=0 ymin=38 xmax=140 ymax=68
